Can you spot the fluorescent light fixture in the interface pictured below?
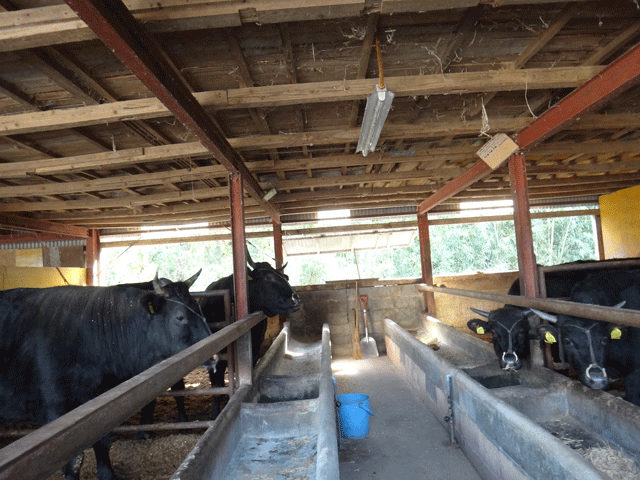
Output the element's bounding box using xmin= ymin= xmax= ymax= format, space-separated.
xmin=356 ymin=85 xmax=395 ymax=157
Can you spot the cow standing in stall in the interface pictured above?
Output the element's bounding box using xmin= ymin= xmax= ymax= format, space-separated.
xmin=467 ymin=267 xmax=589 ymax=370
xmin=534 ymin=269 xmax=640 ymax=406
xmin=137 ymin=252 xmax=301 ymax=425
xmin=200 ymin=252 xmax=301 ymax=418
xmin=0 ymin=271 xmax=210 ymax=480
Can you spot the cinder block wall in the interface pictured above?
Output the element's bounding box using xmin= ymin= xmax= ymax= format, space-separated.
xmin=288 ymin=271 xmax=519 ymax=358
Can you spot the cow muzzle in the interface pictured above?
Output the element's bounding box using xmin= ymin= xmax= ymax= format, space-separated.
xmin=585 ymin=364 xmax=608 ymax=389
xmin=501 ymin=351 xmax=520 ymax=371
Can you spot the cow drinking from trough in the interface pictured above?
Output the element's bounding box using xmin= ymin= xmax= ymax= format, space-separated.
xmin=467 ymin=268 xmax=588 ymax=371
xmin=200 ymin=251 xmax=301 ymax=418
xmin=534 ymin=269 xmax=640 ymax=406
xmin=0 ymin=271 xmax=211 ymax=480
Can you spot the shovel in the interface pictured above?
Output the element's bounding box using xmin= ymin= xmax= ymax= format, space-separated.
xmin=359 ymin=295 xmax=379 ymax=357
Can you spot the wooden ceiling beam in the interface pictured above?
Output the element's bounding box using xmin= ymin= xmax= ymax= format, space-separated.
xmin=417 ymin=40 xmax=640 ymax=214
xmin=64 ymin=0 xmax=279 ymax=223
xmin=0 ymin=213 xmax=88 ymax=237
xmin=1 ymin=0 xmax=596 ymax=54
xmin=0 ymin=66 xmax=602 ymax=136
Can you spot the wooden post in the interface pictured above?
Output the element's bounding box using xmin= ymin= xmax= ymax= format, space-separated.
xmin=86 ymin=229 xmax=100 ymax=286
xmin=417 ymin=212 xmax=436 ymax=316
xmin=230 ymin=172 xmax=252 ymax=387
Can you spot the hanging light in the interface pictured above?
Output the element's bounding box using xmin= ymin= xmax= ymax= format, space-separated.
xmin=356 ymin=37 xmax=395 ymax=157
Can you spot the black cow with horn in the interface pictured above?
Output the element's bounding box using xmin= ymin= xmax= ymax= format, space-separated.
xmin=467 ymin=268 xmax=589 ymax=371
xmin=200 ymin=248 xmax=301 ymax=418
xmin=0 ymin=271 xmax=210 ymax=480
xmin=534 ymin=269 xmax=640 ymax=405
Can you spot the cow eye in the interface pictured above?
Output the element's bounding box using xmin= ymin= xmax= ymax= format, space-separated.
xmin=601 ymin=337 xmax=610 ymax=346
xmin=562 ymin=337 xmax=572 ymax=346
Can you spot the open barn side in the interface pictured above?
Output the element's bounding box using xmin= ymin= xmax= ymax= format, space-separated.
xmin=290 ymin=271 xmax=518 ymax=357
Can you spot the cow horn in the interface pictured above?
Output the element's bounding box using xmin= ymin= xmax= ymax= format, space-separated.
xmin=152 ymin=271 xmax=165 ymax=295
xmin=278 ymin=262 xmax=288 ymax=272
xmin=245 ymin=246 xmax=256 ymax=268
xmin=613 ymin=301 xmax=626 ymax=309
xmin=184 ymin=269 xmax=201 ymax=288
xmin=469 ymin=307 xmax=490 ymax=318
xmin=531 ymin=308 xmax=558 ymax=323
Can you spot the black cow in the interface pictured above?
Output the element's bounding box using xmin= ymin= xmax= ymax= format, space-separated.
xmin=0 ymin=271 xmax=210 ymax=480
xmin=138 ymin=254 xmax=300 ymax=424
xmin=200 ymin=254 xmax=301 ymax=418
xmin=534 ymin=269 xmax=640 ymax=406
xmin=467 ymin=269 xmax=588 ymax=370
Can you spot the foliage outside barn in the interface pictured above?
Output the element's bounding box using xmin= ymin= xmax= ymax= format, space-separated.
xmin=99 ymin=212 xmax=598 ymax=288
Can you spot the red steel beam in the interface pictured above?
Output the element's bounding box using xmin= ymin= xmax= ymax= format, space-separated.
xmin=0 ymin=214 xmax=88 ymax=238
xmin=516 ymin=41 xmax=640 ymax=149
xmin=64 ymin=0 xmax=280 ymax=224
xmin=417 ymin=161 xmax=492 ymax=215
xmin=417 ymin=40 xmax=640 ymax=214
xmin=509 ymin=153 xmax=538 ymax=298
xmin=229 ymin=172 xmax=252 ymax=386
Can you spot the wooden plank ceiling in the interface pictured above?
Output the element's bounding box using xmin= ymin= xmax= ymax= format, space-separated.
xmin=1 ymin=0 xmax=640 ymax=238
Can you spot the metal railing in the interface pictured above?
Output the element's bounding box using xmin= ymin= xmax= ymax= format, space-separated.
xmin=417 ymin=284 xmax=640 ymax=328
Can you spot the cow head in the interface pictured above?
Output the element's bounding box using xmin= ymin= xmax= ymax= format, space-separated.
xmin=143 ymin=270 xmax=212 ymax=361
xmin=246 ymin=260 xmax=301 ymax=317
xmin=468 ymin=306 xmax=532 ymax=371
xmin=534 ymin=303 xmax=625 ymax=390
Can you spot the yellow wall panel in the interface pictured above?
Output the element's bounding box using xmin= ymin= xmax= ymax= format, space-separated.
xmin=1 ymin=267 xmax=86 ymax=289
xmin=599 ymin=185 xmax=640 ymax=259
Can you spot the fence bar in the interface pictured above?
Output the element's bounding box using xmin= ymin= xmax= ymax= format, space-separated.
xmin=0 ymin=312 xmax=264 ymax=480
xmin=417 ymin=284 xmax=640 ymax=328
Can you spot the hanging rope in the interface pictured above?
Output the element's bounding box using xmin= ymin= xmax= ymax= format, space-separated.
xmin=376 ymin=37 xmax=385 ymax=89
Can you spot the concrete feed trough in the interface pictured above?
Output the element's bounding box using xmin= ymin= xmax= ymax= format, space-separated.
xmin=385 ymin=316 xmax=640 ymax=480
xmin=171 ymin=323 xmax=338 ymax=480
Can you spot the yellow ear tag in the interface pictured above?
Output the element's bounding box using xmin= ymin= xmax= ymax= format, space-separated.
xmin=611 ymin=328 xmax=622 ymax=340
xmin=544 ymin=332 xmax=557 ymax=344
xmin=476 ymin=327 xmax=485 ymax=335
xmin=247 ymin=275 xmax=253 ymax=281
xmin=148 ymin=302 xmax=155 ymax=314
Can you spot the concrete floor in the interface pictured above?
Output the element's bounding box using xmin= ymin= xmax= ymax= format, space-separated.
xmin=333 ymin=355 xmax=482 ymax=480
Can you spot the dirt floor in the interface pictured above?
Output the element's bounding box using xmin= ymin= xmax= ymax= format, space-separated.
xmin=1 ymin=367 xmax=223 ymax=480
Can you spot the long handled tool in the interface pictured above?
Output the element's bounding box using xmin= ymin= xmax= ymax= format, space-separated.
xmin=359 ymin=294 xmax=379 ymax=357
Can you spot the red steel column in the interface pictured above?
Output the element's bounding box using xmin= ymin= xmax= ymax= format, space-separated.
xmin=230 ymin=173 xmax=252 ymax=386
xmin=509 ymin=153 xmax=538 ymax=298
xmin=417 ymin=213 xmax=437 ymax=316
xmin=85 ymin=229 xmax=100 ymax=286
xmin=273 ymin=221 xmax=284 ymax=270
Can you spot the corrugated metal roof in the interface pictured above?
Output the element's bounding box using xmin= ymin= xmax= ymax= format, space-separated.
xmin=0 ymin=240 xmax=86 ymax=250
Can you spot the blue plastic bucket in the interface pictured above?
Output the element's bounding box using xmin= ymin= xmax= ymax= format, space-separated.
xmin=337 ymin=393 xmax=374 ymax=439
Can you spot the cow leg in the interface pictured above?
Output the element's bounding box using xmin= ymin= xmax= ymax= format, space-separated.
xmin=208 ymin=359 xmax=227 ymax=420
xmin=171 ymin=378 xmax=188 ymax=422
xmin=137 ymin=399 xmax=157 ymax=439
xmin=93 ymin=433 xmax=118 ymax=480
xmin=61 ymin=453 xmax=84 ymax=480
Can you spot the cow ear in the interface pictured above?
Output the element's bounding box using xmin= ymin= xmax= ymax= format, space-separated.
xmin=537 ymin=324 xmax=558 ymax=344
xmin=467 ymin=319 xmax=489 ymax=335
xmin=142 ymin=293 xmax=164 ymax=315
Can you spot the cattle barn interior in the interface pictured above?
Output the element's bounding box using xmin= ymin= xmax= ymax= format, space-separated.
xmin=3 ymin=0 xmax=640 ymax=479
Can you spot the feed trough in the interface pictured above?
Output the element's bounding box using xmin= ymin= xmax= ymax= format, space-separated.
xmin=171 ymin=323 xmax=338 ymax=480
xmin=385 ymin=316 xmax=640 ymax=480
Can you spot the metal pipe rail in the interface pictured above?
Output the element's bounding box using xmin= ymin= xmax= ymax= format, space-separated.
xmin=0 ymin=311 xmax=265 ymax=480
xmin=417 ymin=284 xmax=640 ymax=328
